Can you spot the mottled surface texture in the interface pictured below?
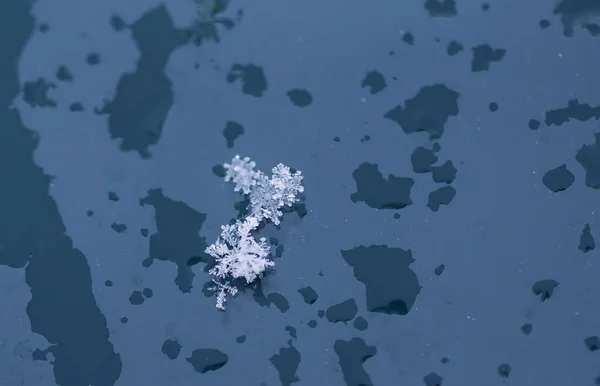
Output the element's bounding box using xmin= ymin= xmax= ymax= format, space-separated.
xmin=1 ymin=0 xmax=599 ymax=385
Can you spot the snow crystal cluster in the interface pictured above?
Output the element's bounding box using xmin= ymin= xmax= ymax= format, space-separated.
xmin=205 ymin=155 xmax=304 ymax=310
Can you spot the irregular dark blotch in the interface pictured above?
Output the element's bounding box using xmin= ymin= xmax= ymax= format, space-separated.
xmin=350 ymin=162 xmax=414 ymax=210
xmin=111 ymin=223 xmax=127 ymax=233
xmin=317 ymin=309 xmax=325 ymax=317
xmin=161 ymin=339 xmax=182 ymax=359
xmin=326 ymin=299 xmax=358 ymax=323
xmin=95 ymin=5 xmax=188 ymax=158
xmin=596 ymin=375 xmax=600 ymax=385
xmin=431 ymin=161 xmax=457 ymax=184
xmin=140 ymin=228 xmax=149 ymax=237
xmin=424 ymin=0 xmax=457 ymax=17
xmin=553 ymin=0 xmax=600 ymax=37
xmin=140 ymin=188 xmax=210 ymax=293
xmin=120 ymin=317 xmax=128 ymax=323
xmin=32 ymin=348 xmax=50 ymax=361
xmin=353 ymin=316 xmax=368 ymax=331
xmin=427 ymin=186 xmax=456 ymax=211
xmin=38 ymin=23 xmax=49 ymax=32
xmin=307 ymin=320 xmax=317 ymax=328
xmin=471 ymin=44 xmax=506 ymax=72
xmin=56 ymin=65 xmax=73 ymax=82
xmin=334 ymin=136 xmax=341 ymax=142
xmin=267 ymin=292 xmax=290 ymax=313
xmin=129 ymin=291 xmax=145 ymax=305
xmin=411 ymin=146 xmax=438 ymax=173
xmin=186 ymin=0 xmax=240 ymax=46
xmin=86 ymin=210 xmax=94 ymax=216
xmin=341 ymin=245 xmax=420 ymax=315
xmin=142 ymin=257 xmax=153 ymax=267
xmin=108 ymin=191 xmax=120 ymax=201
xmin=212 ymin=164 xmax=226 ymax=177
xmin=393 ymin=213 xmax=401 ymax=219
xmin=585 ymin=336 xmax=600 ymax=352
xmin=576 ymin=133 xmax=600 ymax=189
xmin=270 ymin=345 xmax=301 ymax=386
xmin=226 ymin=63 xmax=267 ymax=97
xmin=539 ymin=19 xmax=551 ymax=29
xmin=424 ymin=372 xmax=443 ymax=386
xmin=498 ymin=364 xmax=511 ymax=378
xmin=481 ymin=2 xmax=490 ymax=11
xmin=187 ymin=348 xmax=228 ymax=373
xmin=222 ymin=120 xmax=244 ymax=148
xmin=236 ymin=335 xmax=246 ymax=344
xmin=298 ymin=286 xmax=318 ymax=304
xmin=384 ymin=84 xmax=460 ymax=139
xmin=361 ymin=70 xmax=387 ymax=94
xmin=434 ymin=264 xmax=445 ymax=276
xmin=489 ymin=102 xmax=498 ymax=112
xmin=528 ymin=119 xmax=541 ymax=130
xmin=2 ymin=10 xmax=121 ymax=381
xmin=334 ymin=338 xmax=377 ymax=386
xmin=287 ymin=88 xmax=313 ymax=107
xmin=285 ymin=325 xmax=297 ymax=339
xmin=110 ymin=14 xmax=127 ymax=31
xmin=542 ymin=164 xmax=575 ymax=192
xmin=584 ymin=23 xmax=600 ymax=36
xmin=104 ymin=280 xmax=113 ymax=287
xmin=360 ymin=134 xmax=371 ymax=143
xmin=69 ymin=102 xmax=84 ymax=112
xmin=545 ymin=99 xmax=600 ymax=126
xmin=86 ymin=52 xmax=101 ymax=65
xmin=521 ymin=323 xmax=532 ymax=335
xmin=402 ymin=32 xmax=415 ymax=45
xmin=579 ymin=223 xmax=595 ymax=253
xmin=447 ymin=40 xmax=463 ymax=56
xmin=142 ymin=287 xmax=153 ymax=298
xmin=274 ymin=244 xmax=285 ymax=258
xmin=441 ymin=357 xmax=449 ymax=364
xmin=532 ymin=279 xmax=559 ymax=301
xmin=22 ymin=78 xmax=57 ymax=108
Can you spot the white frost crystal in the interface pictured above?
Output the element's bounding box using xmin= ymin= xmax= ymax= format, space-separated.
xmin=206 ymin=156 xmax=304 ymax=309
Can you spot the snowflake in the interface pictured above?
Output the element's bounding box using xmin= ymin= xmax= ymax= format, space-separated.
xmin=205 ymin=155 xmax=304 ymax=309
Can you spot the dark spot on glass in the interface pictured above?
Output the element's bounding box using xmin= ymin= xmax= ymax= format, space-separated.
xmin=69 ymin=102 xmax=84 ymax=112
xmin=186 ymin=348 xmax=228 ymax=373
xmin=424 ymin=0 xmax=457 ymax=17
xmin=542 ymin=164 xmax=575 ymax=192
xmin=334 ymin=338 xmax=377 ymax=386
xmin=236 ymin=335 xmax=246 ymax=344
xmin=326 ymin=299 xmax=358 ymax=323
xmin=361 ymin=70 xmax=387 ymax=94
xmin=528 ymin=119 xmax=541 ymax=130
xmin=521 ymin=323 xmax=533 ymax=335
xmin=579 ymin=224 xmax=595 ymax=253
xmin=545 ymin=99 xmax=600 ymax=127
xmin=585 ymin=336 xmax=600 ymax=352
xmin=424 ymin=372 xmax=443 ymax=386
xmin=341 ymin=245 xmax=420 ymax=315
xmin=111 ymin=223 xmax=127 ymax=233
xmin=384 ymin=83 xmax=460 ymax=139
xmin=110 ymin=14 xmax=127 ymax=31
xmin=287 ymin=88 xmax=313 ymax=107
xmin=223 ymin=120 xmax=244 ymax=148
xmin=86 ymin=210 xmax=94 ymax=216
xmin=108 ymin=191 xmax=120 ymax=201
xmin=498 ymin=364 xmax=511 ymax=378
xmin=402 ymin=32 xmax=415 ymax=45
xmin=23 ymin=78 xmax=57 ymax=108
xmin=120 ymin=317 xmax=128 ymax=323
xmin=161 ymin=339 xmax=182 ymax=359
xmin=481 ymin=2 xmax=490 ymax=10
xmin=226 ymin=63 xmax=268 ymax=97
xmin=212 ymin=164 xmax=226 ymax=177
xmin=471 ymin=44 xmax=506 ymax=72
xmin=447 ymin=40 xmax=463 ymax=56
xmin=298 ymin=286 xmax=318 ymax=304
xmin=532 ymin=279 xmax=559 ymax=301
xmin=434 ymin=264 xmax=445 ymax=276
xmin=86 ymin=52 xmax=101 ymax=65
xmin=353 ymin=316 xmax=368 ymax=331
xmin=351 ymin=162 xmax=414 ymax=210
xmin=427 ymin=186 xmax=456 ymax=211
xmin=56 ymin=65 xmax=73 ymax=82
xmin=489 ymin=102 xmax=498 ymax=112
xmin=38 ymin=23 xmax=49 ymax=32
xmin=317 ymin=310 xmax=325 ymax=318
xmin=142 ymin=288 xmax=153 ymax=298
xmin=393 ymin=213 xmax=401 ymax=219
xmin=270 ymin=344 xmax=301 ymax=386
xmin=307 ymin=320 xmax=317 ymax=328
xmin=142 ymin=257 xmax=153 ymax=267
xmin=576 ymin=133 xmax=600 ymax=189
xmin=267 ymin=292 xmax=290 ymax=313
xmin=104 ymin=280 xmax=113 ymax=287
xmin=441 ymin=357 xmax=450 ymax=364
xmin=334 ymin=136 xmax=341 ymax=142
xmin=140 ymin=228 xmax=149 ymax=237
xmin=129 ymin=290 xmax=145 ymax=305
xmin=539 ymin=19 xmax=551 ymax=29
